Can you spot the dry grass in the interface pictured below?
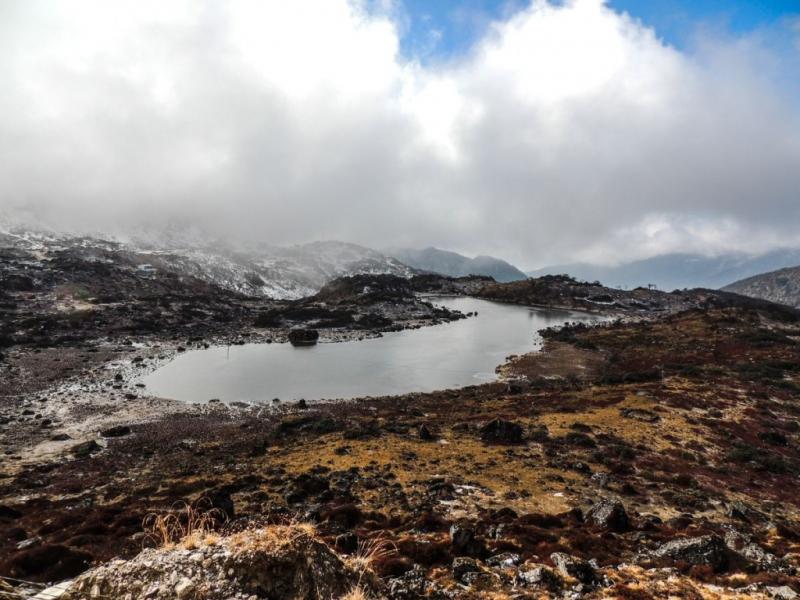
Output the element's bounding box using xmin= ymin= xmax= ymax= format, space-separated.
xmin=339 ymin=586 xmax=369 ymax=600
xmin=347 ymin=537 xmax=396 ymax=573
xmin=225 ymin=521 xmax=318 ymax=555
xmin=142 ymin=501 xmax=227 ymax=549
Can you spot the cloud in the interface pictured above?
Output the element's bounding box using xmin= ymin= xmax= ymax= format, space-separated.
xmin=1 ymin=0 xmax=799 ymax=266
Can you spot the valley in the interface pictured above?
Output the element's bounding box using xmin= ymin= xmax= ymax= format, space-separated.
xmin=2 ymin=234 xmax=800 ymax=599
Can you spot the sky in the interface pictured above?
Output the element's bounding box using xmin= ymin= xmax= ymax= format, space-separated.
xmin=1 ymin=0 xmax=800 ymax=268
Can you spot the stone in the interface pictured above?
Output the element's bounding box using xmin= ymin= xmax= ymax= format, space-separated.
xmin=71 ymin=440 xmax=101 ymax=458
xmin=452 ymin=557 xmax=480 ymax=583
xmin=517 ymin=565 xmax=563 ymax=590
xmin=486 ymin=552 xmax=520 ymax=568
xmin=101 ymin=425 xmax=131 ymax=438
xmin=654 ymin=535 xmax=728 ymax=572
xmin=768 ymin=586 xmax=798 ymax=600
xmin=288 ymin=328 xmax=319 ymax=346
xmin=417 ymin=424 xmax=435 ymax=441
xmin=174 ymin=577 xmax=195 ymax=599
xmin=550 ymin=553 xmax=597 ymax=585
xmin=480 ymin=419 xmax=524 ymax=444
xmin=587 ymin=498 xmax=629 ymax=531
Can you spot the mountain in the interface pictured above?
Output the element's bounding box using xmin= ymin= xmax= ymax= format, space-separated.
xmin=528 ymin=250 xmax=800 ymax=291
xmin=722 ymin=265 xmax=800 ymax=308
xmin=387 ymin=247 xmax=527 ymax=282
xmin=0 ymin=225 xmax=416 ymax=300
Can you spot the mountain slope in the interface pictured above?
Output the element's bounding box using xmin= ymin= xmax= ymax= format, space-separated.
xmin=388 ymin=246 xmax=527 ymax=282
xmin=723 ymin=265 xmax=800 ymax=308
xmin=528 ymin=249 xmax=800 ymax=291
xmin=0 ymin=226 xmax=416 ymax=300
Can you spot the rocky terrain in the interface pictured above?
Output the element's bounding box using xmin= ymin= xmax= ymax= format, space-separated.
xmin=477 ymin=274 xmax=800 ymax=318
xmin=724 ymin=266 xmax=800 ymax=309
xmin=2 ymin=254 xmax=800 ymax=598
xmin=0 ymin=225 xmax=417 ymax=300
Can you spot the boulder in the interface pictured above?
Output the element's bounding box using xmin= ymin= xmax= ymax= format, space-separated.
xmin=486 ymin=552 xmax=520 ymax=568
xmin=587 ymin=498 xmax=629 ymax=531
xmin=71 ymin=440 xmax=101 ymax=458
xmin=418 ymin=424 xmax=435 ymax=441
xmin=654 ymin=534 xmax=728 ymax=572
xmin=517 ymin=564 xmax=563 ymax=590
xmin=550 ymin=552 xmax=597 ymax=585
xmin=101 ymin=425 xmax=131 ymax=438
xmin=452 ymin=557 xmax=480 ymax=583
xmin=288 ymin=328 xmax=319 ymax=346
xmin=480 ymin=419 xmax=524 ymax=444
xmin=387 ymin=565 xmax=427 ymax=599
xmin=61 ymin=526 xmax=377 ymax=600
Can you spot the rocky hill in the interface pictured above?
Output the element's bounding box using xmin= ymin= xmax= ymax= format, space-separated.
xmin=388 ymin=246 xmax=527 ymax=282
xmin=723 ymin=265 xmax=800 ymax=308
xmin=0 ymin=226 xmax=416 ymax=300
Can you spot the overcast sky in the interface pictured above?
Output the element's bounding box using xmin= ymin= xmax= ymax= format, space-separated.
xmin=1 ymin=0 xmax=799 ymax=267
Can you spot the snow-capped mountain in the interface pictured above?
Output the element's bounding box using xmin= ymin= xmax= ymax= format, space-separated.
xmin=0 ymin=222 xmax=416 ymax=300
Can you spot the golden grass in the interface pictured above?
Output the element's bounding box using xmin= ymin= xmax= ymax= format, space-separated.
xmin=142 ymin=501 xmax=227 ymax=550
xmin=338 ymin=586 xmax=369 ymax=600
xmin=346 ymin=537 xmax=396 ymax=573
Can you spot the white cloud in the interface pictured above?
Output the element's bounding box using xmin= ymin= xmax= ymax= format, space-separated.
xmin=1 ymin=0 xmax=799 ymax=266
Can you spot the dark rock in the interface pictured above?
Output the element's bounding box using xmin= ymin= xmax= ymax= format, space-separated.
xmin=561 ymin=431 xmax=596 ymax=448
xmin=335 ymin=532 xmax=358 ymax=554
xmin=0 ymin=505 xmax=22 ymax=520
xmin=288 ymin=328 xmax=319 ymax=346
xmin=101 ymin=425 xmax=131 ymax=438
xmin=450 ymin=523 xmax=475 ymax=552
xmin=517 ymin=565 xmax=563 ymax=590
xmin=452 ymin=556 xmax=480 ymax=583
xmin=620 ymin=408 xmax=661 ymax=423
xmin=204 ymin=490 xmax=235 ymax=520
xmin=727 ymin=500 xmax=765 ymax=523
xmin=480 ymin=419 xmax=524 ymax=444
xmin=285 ymin=473 xmax=330 ymax=504
xmin=387 ymin=565 xmax=427 ymax=599
xmin=50 ymin=433 xmax=71 ymax=441
xmin=486 ymin=552 xmax=520 ymax=568
xmin=418 ymin=424 xmax=435 ymax=441
xmin=587 ymin=498 xmax=629 ymax=531
xmin=654 ymin=535 xmax=729 ymax=572
xmin=550 ymin=553 xmax=597 ymax=585
xmin=71 ymin=440 xmax=101 ymax=458
xmin=736 ymin=540 xmax=793 ymax=574
xmin=758 ymin=431 xmax=788 ymax=446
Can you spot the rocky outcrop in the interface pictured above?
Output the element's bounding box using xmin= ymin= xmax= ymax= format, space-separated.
xmin=61 ymin=526 xmax=377 ymax=600
xmin=586 ymin=498 xmax=630 ymax=531
xmin=654 ymin=535 xmax=729 ymax=571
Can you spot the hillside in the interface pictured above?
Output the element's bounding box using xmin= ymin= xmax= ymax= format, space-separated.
xmin=388 ymin=246 xmax=527 ymax=282
xmin=529 ymin=250 xmax=800 ymax=291
xmin=0 ymin=225 xmax=416 ymax=300
xmin=723 ymin=265 xmax=800 ymax=308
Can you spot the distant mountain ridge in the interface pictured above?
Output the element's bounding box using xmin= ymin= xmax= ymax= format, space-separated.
xmin=723 ymin=265 xmax=800 ymax=308
xmin=528 ymin=250 xmax=800 ymax=291
xmin=387 ymin=247 xmax=527 ymax=282
xmin=0 ymin=225 xmax=416 ymax=300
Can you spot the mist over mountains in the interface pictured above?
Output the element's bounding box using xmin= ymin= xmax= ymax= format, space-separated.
xmin=387 ymin=247 xmax=527 ymax=282
xmin=529 ymin=250 xmax=800 ymax=291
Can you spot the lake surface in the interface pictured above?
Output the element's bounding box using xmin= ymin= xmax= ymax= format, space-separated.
xmin=141 ymin=297 xmax=600 ymax=404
